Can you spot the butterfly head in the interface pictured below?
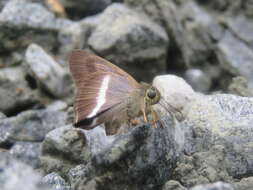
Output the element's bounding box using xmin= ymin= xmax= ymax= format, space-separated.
xmin=145 ymin=86 xmax=161 ymax=105
xmin=140 ymin=82 xmax=160 ymax=105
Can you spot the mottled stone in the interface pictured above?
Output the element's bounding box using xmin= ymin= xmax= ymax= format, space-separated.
xmin=216 ymin=31 xmax=253 ymax=88
xmin=0 ymin=109 xmax=67 ymax=146
xmin=88 ymin=3 xmax=168 ymax=82
xmin=24 ymin=43 xmax=73 ymax=99
xmin=0 ymin=151 xmax=47 ymax=190
xmin=42 ymin=172 xmax=70 ymax=190
xmin=0 ymin=67 xmax=38 ymax=115
xmin=10 ymin=142 xmax=42 ymax=169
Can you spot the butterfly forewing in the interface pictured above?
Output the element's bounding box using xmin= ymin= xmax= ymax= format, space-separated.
xmin=69 ymin=50 xmax=140 ymax=128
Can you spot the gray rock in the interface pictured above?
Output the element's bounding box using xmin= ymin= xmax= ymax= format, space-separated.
xmin=46 ymin=101 xmax=68 ymax=112
xmin=228 ymin=76 xmax=253 ymax=97
xmin=125 ymin=0 xmax=223 ymax=67
xmin=24 ymin=43 xmax=73 ymax=99
xmin=0 ymin=151 xmax=47 ymax=190
xmin=234 ymin=177 xmax=253 ymax=190
xmin=57 ymin=22 xmax=87 ymax=57
xmin=162 ymin=180 xmax=187 ymax=190
xmin=40 ymin=125 xmax=113 ymax=175
xmin=184 ymin=69 xmax=212 ymax=93
xmin=183 ymin=94 xmax=253 ymax=179
xmin=153 ymin=75 xmax=196 ymax=121
xmin=190 ymin=182 xmax=234 ymax=190
xmin=216 ymin=31 xmax=253 ymax=88
xmin=41 ymin=125 xmax=90 ymax=174
xmin=225 ymin=15 xmax=253 ymax=50
xmin=0 ymin=109 xmax=67 ymax=146
xmin=88 ymin=3 xmax=168 ymax=82
xmin=174 ymin=145 xmax=231 ymax=187
xmin=42 ymin=172 xmax=70 ymax=190
xmin=0 ymin=112 xmax=6 ymax=120
xmin=0 ymin=66 xmax=38 ymax=115
xmin=74 ymin=120 xmax=179 ymax=190
xmin=67 ymin=164 xmax=87 ymax=187
xmin=243 ymin=0 xmax=253 ymax=18
xmin=0 ymin=0 xmax=72 ymax=53
xmin=59 ymin=0 xmax=111 ymax=17
xmin=10 ymin=142 xmax=42 ymax=169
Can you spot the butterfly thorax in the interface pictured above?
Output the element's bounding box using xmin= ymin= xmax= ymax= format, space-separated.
xmin=126 ymin=82 xmax=161 ymax=120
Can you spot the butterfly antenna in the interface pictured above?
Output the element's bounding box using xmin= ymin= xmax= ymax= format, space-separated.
xmin=159 ymin=97 xmax=184 ymax=119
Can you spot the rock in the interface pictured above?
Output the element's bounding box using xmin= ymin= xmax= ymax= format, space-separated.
xmin=184 ymin=69 xmax=212 ymax=93
xmin=125 ymin=0 xmax=223 ymax=67
xmin=67 ymin=164 xmax=86 ymax=187
xmin=190 ymin=182 xmax=234 ymax=190
xmin=41 ymin=125 xmax=113 ymax=174
xmin=0 ymin=66 xmax=38 ymax=115
xmin=183 ymin=94 xmax=253 ymax=179
xmin=225 ymin=15 xmax=253 ymax=49
xmin=73 ymin=121 xmax=180 ymax=190
xmin=41 ymin=125 xmax=89 ymax=174
xmin=228 ymin=76 xmax=253 ymax=97
xmin=153 ymin=74 xmax=196 ymax=120
xmin=58 ymin=0 xmax=111 ymax=18
xmin=234 ymin=177 xmax=253 ymax=190
xmin=162 ymin=180 xmax=187 ymax=190
xmin=0 ymin=109 xmax=67 ymax=146
xmin=24 ymin=43 xmax=73 ymax=99
xmin=10 ymin=142 xmax=42 ymax=169
xmin=216 ymin=31 xmax=253 ymax=88
xmin=0 ymin=151 xmax=47 ymax=190
xmin=174 ymin=145 xmax=231 ymax=187
xmin=0 ymin=112 xmax=6 ymax=120
xmin=57 ymin=22 xmax=87 ymax=57
xmin=42 ymin=172 xmax=70 ymax=190
xmin=0 ymin=0 xmax=72 ymax=53
xmin=88 ymin=3 xmax=168 ymax=82
xmin=46 ymin=101 xmax=68 ymax=111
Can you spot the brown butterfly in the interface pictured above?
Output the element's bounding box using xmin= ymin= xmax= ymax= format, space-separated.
xmin=69 ymin=50 xmax=170 ymax=135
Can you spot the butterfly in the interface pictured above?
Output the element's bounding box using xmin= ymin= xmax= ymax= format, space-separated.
xmin=69 ymin=50 xmax=175 ymax=135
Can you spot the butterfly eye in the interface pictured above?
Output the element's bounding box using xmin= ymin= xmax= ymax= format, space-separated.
xmin=147 ymin=89 xmax=156 ymax=99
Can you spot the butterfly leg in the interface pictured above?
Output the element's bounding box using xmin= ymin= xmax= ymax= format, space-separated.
xmin=150 ymin=108 xmax=160 ymax=128
xmin=142 ymin=97 xmax=148 ymax=123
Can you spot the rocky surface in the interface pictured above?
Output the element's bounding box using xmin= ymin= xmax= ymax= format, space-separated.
xmin=0 ymin=108 xmax=67 ymax=146
xmin=0 ymin=152 xmax=48 ymax=190
xmin=24 ymin=43 xmax=73 ymax=99
xmin=1 ymin=0 xmax=253 ymax=190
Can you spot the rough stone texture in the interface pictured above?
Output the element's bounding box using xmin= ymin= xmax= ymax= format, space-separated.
xmin=190 ymin=182 xmax=234 ymax=190
xmin=10 ymin=142 xmax=42 ymax=169
xmin=162 ymin=180 xmax=187 ymax=190
xmin=0 ymin=112 xmax=6 ymax=120
xmin=0 ymin=66 xmax=39 ymax=115
xmin=184 ymin=69 xmax=212 ymax=93
xmin=42 ymin=172 xmax=70 ymax=190
xmin=180 ymin=94 xmax=253 ymax=183
xmin=88 ymin=3 xmax=168 ymax=82
xmin=24 ymin=44 xmax=73 ymax=99
xmin=0 ymin=0 xmax=72 ymax=53
xmin=0 ymin=151 xmax=47 ymax=190
xmin=41 ymin=116 xmax=181 ymax=190
xmin=77 ymin=119 xmax=181 ymax=190
xmin=41 ymin=125 xmax=114 ymax=175
xmin=228 ymin=76 xmax=253 ymax=97
xmin=125 ymin=0 xmax=223 ymax=66
xmin=216 ymin=31 xmax=253 ymax=89
xmin=234 ymin=177 xmax=253 ymax=190
xmin=40 ymin=125 xmax=90 ymax=174
xmin=0 ymin=109 xmax=67 ymax=146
